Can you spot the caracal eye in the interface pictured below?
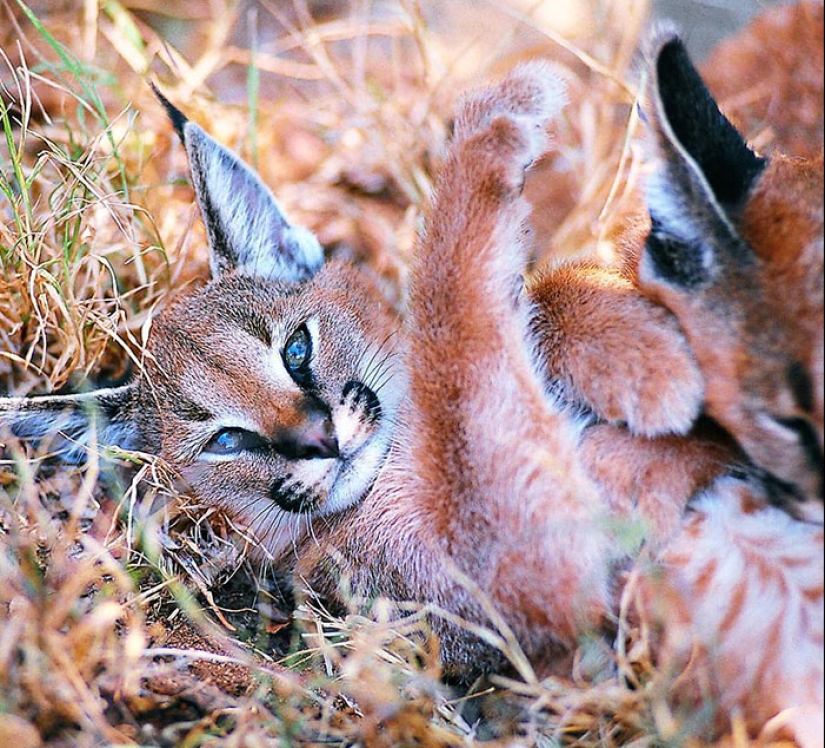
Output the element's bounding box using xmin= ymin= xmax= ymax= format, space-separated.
xmin=204 ymin=428 xmax=267 ymax=455
xmin=283 ymin=324 xmax=312 ymax=375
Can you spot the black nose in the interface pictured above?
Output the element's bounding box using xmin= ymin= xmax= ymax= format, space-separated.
xmin=272 ymin=426 xmax=339 ymax=460
xmin=271 ymin=398 xmax=339 ymax=460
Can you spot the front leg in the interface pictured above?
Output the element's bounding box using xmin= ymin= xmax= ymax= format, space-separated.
xmin=414 ymin=63 xmax=563 ymax=321
xmin=299 ymin=64 xmax=617 ymax=678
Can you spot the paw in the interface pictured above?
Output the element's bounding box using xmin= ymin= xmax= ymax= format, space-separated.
xmin=452 ymin=61 xmax=567 ymax=166
xmin=608 ymin=307 xmax=705 ymax=436
xmin=531 ymin=266 xmax=704 ymax=436
xmin=579 ymin=309 xmax=706 ymax=436
xmin=454 ymin=61 xmax=567 ymax=135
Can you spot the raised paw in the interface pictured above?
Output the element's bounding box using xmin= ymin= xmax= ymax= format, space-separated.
xmin=417 ymin=62 xmax=568 ymax=288
xmin=443 ymin=64 xmax=566 ymax=200
xmin=452 ymin=61 xmax=567 ymax=164
xmin=454 ymin=61 xmax=567 ymax=134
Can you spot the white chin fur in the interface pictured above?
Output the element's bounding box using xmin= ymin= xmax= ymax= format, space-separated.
xmin=323 ymin=432 xmax=389 ymax=515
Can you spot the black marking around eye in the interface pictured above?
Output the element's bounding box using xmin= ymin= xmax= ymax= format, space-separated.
xmin=786 ymin=361 xmax=815 ymax=414
xmin=282 ymin=324 xmax=316 ymax=388
xmin=644 ymin=222 xmax=708 ymax=289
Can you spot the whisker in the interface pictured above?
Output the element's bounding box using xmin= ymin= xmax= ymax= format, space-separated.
xmin=359 ymin=329 xmax=400 ymax=389
xmin=359 ymin=328 xmax=397 ymax=373
xmin=363 ymin=347 xmax=399 ymax=397
xmin=367 ymin=356 xmax=397 ymax=394
xmin=245 ymin=497 xmax=282 ymax=530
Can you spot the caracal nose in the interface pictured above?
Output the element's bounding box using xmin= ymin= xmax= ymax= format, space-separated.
xmin=272 ymin=400 xmax=340 ymax=460
xmin=299 ymin=415 xmax=340 ymax=459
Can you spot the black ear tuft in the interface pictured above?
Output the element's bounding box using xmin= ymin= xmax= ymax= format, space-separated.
xmin=149 ymin=80 xmax=188 ymax=144
xmin=638 ymin=32 xmax=766 ymax=291
xmin=147 ymin=83 xmax=324 ymax=283
xmin=0 ymin=385 xmax=139 ymax=464
xmin=653 ymin=36 xmax=765 ymax=210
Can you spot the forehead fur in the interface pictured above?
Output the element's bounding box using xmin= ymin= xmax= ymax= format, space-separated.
xmin=141 ymin=258 xmax=400 ymax=407
xmin=153 ymin=259 xmax=395 ymax=340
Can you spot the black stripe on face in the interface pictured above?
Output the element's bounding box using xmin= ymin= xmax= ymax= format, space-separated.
xmin=786 ymin=361 xmax=815 ymax=414
xmin=172 ymin=397 xmax=214 ymax=422
xmin=644 ymin=222 xmax=709 ymax=289
xmin=218 ymin=303 xmax=273 ymax=348
xmin=269 ymin=476 xmax=319 ymax=513
xmin=774 ymin=415 xmax=824 ymax=500
xmin=341 ymin=380 xmax=381 ymax=424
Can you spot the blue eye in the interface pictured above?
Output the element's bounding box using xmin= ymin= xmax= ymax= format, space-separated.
xmin=283 ymin=324 xmax=312 ymax=378
xmin=204 ymin=428 xmax=267 ymax=455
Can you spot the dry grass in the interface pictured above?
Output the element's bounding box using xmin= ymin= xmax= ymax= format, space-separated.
xmin=0 ymin=1 xmax=808 ymax=746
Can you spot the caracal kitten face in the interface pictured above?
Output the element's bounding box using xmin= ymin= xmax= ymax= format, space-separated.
xmin=0 ymin=95 xmax=403 ymax=557
xmin=636 ymin=33 xmax=824 ymax=506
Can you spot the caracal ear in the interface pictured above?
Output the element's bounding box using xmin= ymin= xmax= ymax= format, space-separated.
xmin=638 ymin=31 xmax=767 ymax=290
xmin=0 ymin=385 xmax=139 ymax=464
xmin=152 ymin=84 xmax=324 ymax=282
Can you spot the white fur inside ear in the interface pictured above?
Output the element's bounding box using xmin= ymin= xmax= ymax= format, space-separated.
xmin=231 ymin=221 xmax=324 ymax=282
xmin=645 ymin=170 xmax=715 ymax=272
xmin=184 ymin=123 xmax=324 ymax=283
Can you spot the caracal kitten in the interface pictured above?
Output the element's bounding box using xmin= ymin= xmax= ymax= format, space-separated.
xmin=1 ymin=31 xmax=821 ymax=743
xmin=527 ymin=29 xmax=823 ymax=742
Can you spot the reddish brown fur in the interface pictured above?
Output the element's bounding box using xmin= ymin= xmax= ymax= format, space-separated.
xmin=580 ymin=421 xmax=737 ymax=543
xmin=2 ymin=14 xmax=821 ymax=740
xmin=528 ymin=262 xmax=705 ymax=436
xmin=632 ymin=482 xmax=824 ymax=739
xmin=523 ymin=11 xmax=824 ymax=740
xmin=641 ymin=153 xmax=824 ymax=502
xmin=615 ymin=21 xmax=824 ymax=740
xmin=296 ymin=70 xmax=618 ymax=669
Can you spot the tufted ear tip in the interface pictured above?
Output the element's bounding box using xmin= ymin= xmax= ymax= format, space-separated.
xmin=156 ymin=97 xmax=324 ymax=284
xmin=638 ymin=25 xmax=767 ymax=291
xmin=149 ymin=80 xmax=189 ymax=144
xmin=644 ymin=25 xmax=765 ymax=208
xmin=642 ymin=22 xmax=682 ymax=63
